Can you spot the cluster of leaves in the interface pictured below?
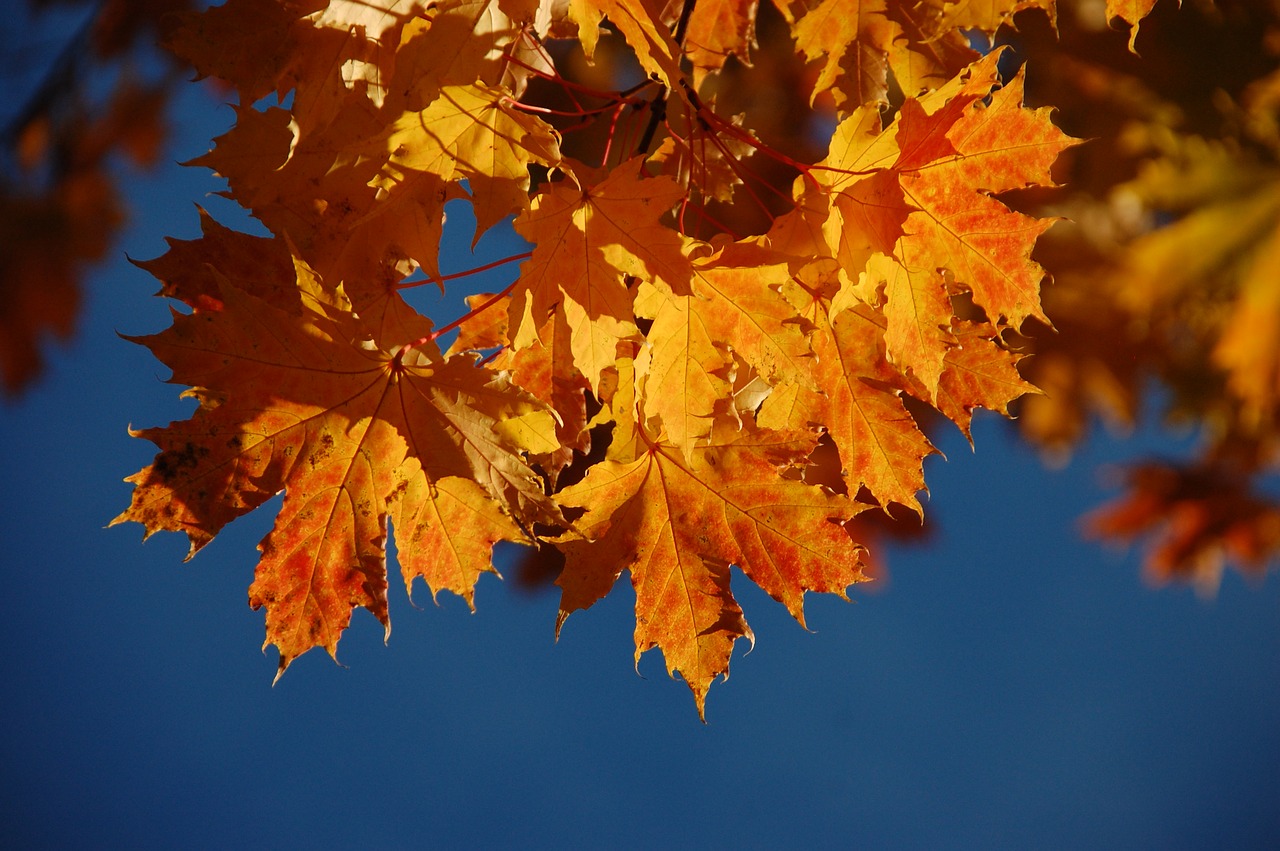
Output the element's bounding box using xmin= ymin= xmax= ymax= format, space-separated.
xmin=112 ymin=0 xmax=1084 ymax=714
xmin=2 ymin=0 xmax=191 ymax=395
xmin=1008 ymin=0 xmax=1280 ymax=592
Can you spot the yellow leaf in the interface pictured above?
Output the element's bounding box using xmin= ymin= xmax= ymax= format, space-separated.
xmin=509 ymin=158 xmax=694 ymax=392
xmin=365 ymin=83 xmax=561 ymax=241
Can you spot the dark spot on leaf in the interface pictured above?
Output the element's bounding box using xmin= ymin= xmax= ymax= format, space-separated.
xmin=308 ymin=432 xmax=336 ymax=467
xmin=153 ymin=441 xmax=209 ymax=482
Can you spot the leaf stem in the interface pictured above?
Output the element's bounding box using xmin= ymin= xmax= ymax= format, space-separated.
xmin=395 ymin=252 xmax=531 ymax=290
xmin=429 ymin=280 xmax=518 ymax=343
xmin=600 ymin=102 xmax=627 ymax=166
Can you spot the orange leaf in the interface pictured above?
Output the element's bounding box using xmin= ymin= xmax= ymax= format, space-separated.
xmin=858 ymin=251 xmax=956 ymax=398
xmin=113 ymin=256 xmax=559 ymax=677
xmin=933 ymin=320 xmax=1039 ymax=442
xmin=761 ymin=295 xmax=938 ymax=514
xmin=809 ymin=52 xmax=1075 ymax=396
xmin=556 ymin=415 xmax=867 ymax=718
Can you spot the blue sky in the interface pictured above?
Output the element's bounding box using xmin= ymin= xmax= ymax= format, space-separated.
xmin=2 ymin=69 xmax=1279 ymax=850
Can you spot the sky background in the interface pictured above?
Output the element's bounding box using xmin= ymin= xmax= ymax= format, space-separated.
xmin=3 ymin=44 xmax=1280 ymax=851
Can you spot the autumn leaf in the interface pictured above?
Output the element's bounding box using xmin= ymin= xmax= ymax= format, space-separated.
xmin=384 ymin=0 xmax=559 ymax=112
xmin=777 ymin=0 xmax=1026 ymax=111
xmin=131 ymin=205 xmax=298 ymax=311
xmin=570 ymin=0 xmax=685 ymax=90
xmin=634 ymin=240 xmax=816 ymax=455
xmin=800 ymin=51 xmax=1072 ymax=404
xmin=1085 ymin=463 xmax=1280 ymax=593
xmin=508 ymin=158 xmax=695 ymax=393
xmin=761 ymin=290 xmax=938 ymax=514
xmin=871 ymin=55 xmax=1069 ymax=333
xmin=449 ymin=293 xmax=594 ymax=484
xmin=933 ymin=320 xmax=1039 ymax=443
xmin=187 ymin=95 xmax=420 ymax=287
xmin=361 ymin=83 xmax=561 ymax=243
xmin=859 ymin=251 xmax=956 ymax=399
xmin=176 ymin=0 xmax=562 ymax=288
xmin=163 ymin=0 xmax=326 ymax=106
xmin=113 ymin=255 xmax=559 ymax=677
xmin=556 ymin=385 xmax=867 ymax=718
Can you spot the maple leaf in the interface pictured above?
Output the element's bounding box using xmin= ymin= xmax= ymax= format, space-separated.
xmin=759 ymin=50 xmax=1071 ymax=429
xmin=445 ymin=291 xmax=513 ymax=355
xmin=1085 ymin=463 xmax=1280 ymax=593
xmin=113 ymin=254 xmax=559 ymax=677
xmin=132 ymin=206 xmax=299 ymax=311
xmin=359 ymin=82 xmax=561 ymax=244
xmin=161 ymin=0 xmax=312 ymax=106
xmin=556 ymin=363 xmax=867 ymax=718
xmin=169 ymin=0 xmax=415 ymax=130
xmin=188 ymin=94 xmax=425 ymax=288
xmin=780 ymin=0 xmax=897 ymax=110
xmin=761 ymin=287 xmax=939 ymax=514
xmin=172 ymin=0 xmax=563 ymax=288
xmin=882 ymin=3 xmax=978 ymax=104
xmin=508 ymin=158 xmax=695 ymax=393
xmin=917 ymin=60 xmax=1065 ymax=328
xmin=634 ymin=240 xmax=817 ymax=455
xmin=806 ymin=51 xmax=1073 ymax=400
xmin=388 ymin=0 xmax=558 ymax=108
xmin=932 ymin=320 xmax=1039 ymax=443
xmin=858 ymin=251 xmax=956 ymax=399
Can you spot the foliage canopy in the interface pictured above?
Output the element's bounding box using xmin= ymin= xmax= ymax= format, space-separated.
xmin=7 ymin=0 xmax=1279 ymax=716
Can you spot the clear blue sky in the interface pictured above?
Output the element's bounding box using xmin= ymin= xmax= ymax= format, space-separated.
xmin=2 ymin=68 xmax=1279 ymax=850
